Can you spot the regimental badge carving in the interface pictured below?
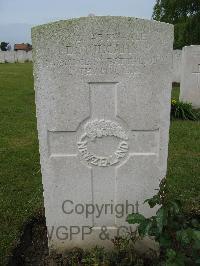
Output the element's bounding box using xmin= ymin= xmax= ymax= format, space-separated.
xmin=77 ymin=120 xmax=129 ymax=167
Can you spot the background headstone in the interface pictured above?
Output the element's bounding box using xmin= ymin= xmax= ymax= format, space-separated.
xmin=0 ymin=52 xmax=5 ymax=63
xmin=4 ymin=51 xmax=15 ymax=63
xmin=16 ymin=50 xmax=26 ymax=63
xmin=27 ymin=51 xmax=32 ymax=61
xmin=32 ymin=17 xmax=173 ymax=252
xmin=180 ymin=45 xmax=200 ymax=108
xmin=172 ymin=49 xmax=182 ymax=83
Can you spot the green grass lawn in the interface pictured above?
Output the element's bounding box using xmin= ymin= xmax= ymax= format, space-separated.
xmin=171 ymin=84 xmax=180 ymax=100
xmin=0 ymin=64 xmax=199 ymax=265
xmin=0 ymin=63 xmax=43 ymax=265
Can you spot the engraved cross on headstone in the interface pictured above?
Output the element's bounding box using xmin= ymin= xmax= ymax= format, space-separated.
xmin=48 ymin=82 xmax=159 ymax=229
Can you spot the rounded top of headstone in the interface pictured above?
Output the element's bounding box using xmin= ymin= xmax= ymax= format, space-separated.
xmin=32 ymin=16 xmax=173 ymax=35
xmin=182 ymin=45 xmax=200 ymax=52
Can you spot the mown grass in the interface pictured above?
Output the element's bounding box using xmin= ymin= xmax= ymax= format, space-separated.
xmin=167 ymin=120 xmax=200 ymax=213
xmin=171 ymin=84 xmax=180 ymax=100
xmin=0 ymin=63 xmax=43 ymax=265
xmin=0 ymin=64 xmax=199 ymax=265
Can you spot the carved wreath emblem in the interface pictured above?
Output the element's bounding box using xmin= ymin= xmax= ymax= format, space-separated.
xmin=77 ymin=120 xmax=129 ymax=167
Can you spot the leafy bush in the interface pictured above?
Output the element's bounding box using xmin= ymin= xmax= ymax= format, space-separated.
xmin=127 ymin=179 xmax=200 ymax=265
xmin=171 ymin=99 xmax=199 ymax=120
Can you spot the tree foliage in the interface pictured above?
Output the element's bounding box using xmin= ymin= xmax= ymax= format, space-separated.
xmin=152 ymin=0 xmax=200 ymax=49
xmin=0 ymin=42 xmax=8 ymax=51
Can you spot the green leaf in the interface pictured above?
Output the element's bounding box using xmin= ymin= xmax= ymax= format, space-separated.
xmin=166 ymin=248 xmax=176 ymax=260
xmin=156 ymin=208 xmax=167 ymax=233
xmin=170 ymin=200 xmax=181 ymax=215
xmin=193 ymin=240 xmax=200 ymax=250
xmin=159 ymin=234 xmax=172 ymax=248
xmin=176 ymin=230 xmax=190 ymax=246
xmin=191 ymin=219 xmax=200 ymax=229
xmin=138 ymin=219 xmax=152 ymax=237
xmin=192 ymin=230 xmax=200 ymax=250
xmin=144 ymin=194 xmax=160 ymax=208
xmin=166 ymin=249 xmax=186 ymax=266
xmin=148 ymin=224 xmax=160 ymax=238
xmin=195 ymin=258 xmax=200 ymax=264
xmin=144 ymin=220 xmax=153 ymax=235
xmin=126 ymin=213 xmax=146 ymax=225
xmin=193 ymin=230 xmax=200 ymax=241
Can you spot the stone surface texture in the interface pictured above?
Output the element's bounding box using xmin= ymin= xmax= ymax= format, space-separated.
xmin=180 ymin=45 xmax=200 ymax=108
xmin=32 ymin=17 xmax=173 ymax=252
xmin=172 ymin=49 xmax=182 ymax=83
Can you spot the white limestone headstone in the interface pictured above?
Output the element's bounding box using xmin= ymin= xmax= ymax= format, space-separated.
xmin=0 ymin=52 xmax=5 ymax=63
xmin=16 ymin=50 xmax=26 ymax=63
xmin=4 ymin=51 xmax=15 ymax=63
xmin=172 ymin=49 xmax=182 ymax=83
xmin=32 ymin=17 xmax=173 ymax=252
xmin=180 ymin=45 xmax=200 ymax=108
xmin=27 ymin=51 xmax=32 ymax=61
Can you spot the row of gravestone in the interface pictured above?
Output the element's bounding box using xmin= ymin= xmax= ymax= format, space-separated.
xmin=0 ymin=50 xmax=32 ymax=63
xmin=1 ymin=44 xmax=198 ymax=109
xmin=173 ymin=46 xmax=200 ymax=108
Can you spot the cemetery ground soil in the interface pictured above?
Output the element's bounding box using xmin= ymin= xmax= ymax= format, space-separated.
xmin=0 ymin=64 xmax=199 ymax=265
